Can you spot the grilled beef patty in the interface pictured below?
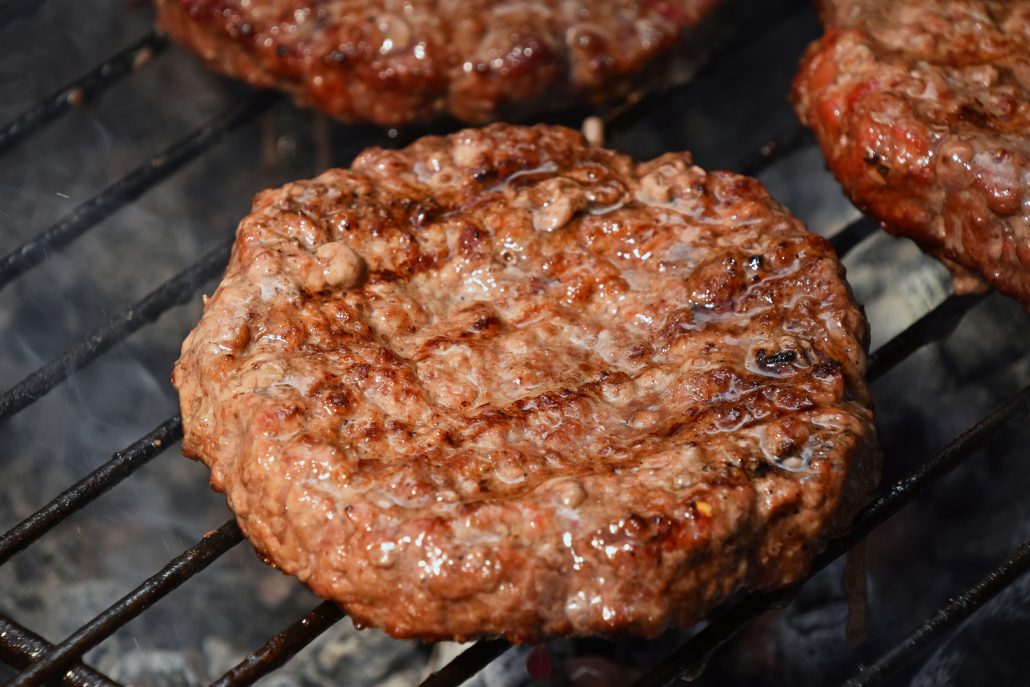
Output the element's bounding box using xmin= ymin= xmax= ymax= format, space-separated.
xmin=173 ymin=124 xmax=880 ymax=642
xmin=793 ymin=0 xmax=1030 ymax=305
xmin=154 ymin=0 xmax=718 ymax=126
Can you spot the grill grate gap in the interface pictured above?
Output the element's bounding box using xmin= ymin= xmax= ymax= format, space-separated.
xmin=829 ymin=217 xmax=879 ymax=259
xmin=737 ymin=123 xmax=810 ymax=178
xmin=867 ymin=293 xmax=986 ymax=381
xmin=598 ymin=0 xmax=809 ymax=142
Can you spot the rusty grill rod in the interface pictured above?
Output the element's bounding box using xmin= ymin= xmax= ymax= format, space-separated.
xmin=0 ymin=614 xmax=117 ymax=687
xmin=0 ymin=416 xmax=182 ymax=565
xmin=0 ymin=238 xmax=230 ymax=426
xmin=0 ymin=31 xmax=169 ymax=156
xmin=5 ymin=520 xmax=244 ymax=687
xmin=418 ymin=640 xmax=511 ymax=687
xmin=631 ymin=381 xmax=1030 ymax=687
xmin=210 ymin=601 xmax=346 ymax=687
xmin=844 ymin=539 xmax=1030 ymax=686
xmin=0 ymin=92 xmax=274 ymax=294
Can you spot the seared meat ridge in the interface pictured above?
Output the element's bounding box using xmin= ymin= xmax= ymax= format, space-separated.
xmin=173 ymin=124 xmax=880 ymax=642
xmin=793 ymin=0 xmax=1030 ymax=305
xmin=155 ymin=0 xmax=719 ymax=126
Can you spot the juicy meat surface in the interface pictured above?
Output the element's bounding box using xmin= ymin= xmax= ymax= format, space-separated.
xmin=154 ymin=0 xmax=718 ymax=126
xmin=172 ymin=124 xmax=880 ymax=642
xmin=793 ymin=0 xmax=1030 ymax=305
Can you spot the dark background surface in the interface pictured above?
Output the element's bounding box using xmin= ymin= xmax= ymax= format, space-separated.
xmin=0 ymin=1 xmax=1028 ymax=685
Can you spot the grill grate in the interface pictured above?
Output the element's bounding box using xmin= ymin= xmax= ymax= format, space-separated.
xmin=420 ymin=640 xmax=510 ymax=687
xmin=0 ymin=614 xmax=119 ymax=687
xmin=844 ymin=539 xmax=1030 ymax=687
xmin=0 ymin=31 xmax=168 ymax=156
xmin=0 ymin=92 xmax=274 ymax=294
xmin=7 ymin=522 xmax=243 ymax=687
xmin=0 ymin=241 xmax=230 ymax=423
xmin=210 ymin=602 xmax=345 ymax=687
xmin=0 ymin=416 xmax=182 ymax=565
xmin=1 ymin=8 xmax=1028 ymax=687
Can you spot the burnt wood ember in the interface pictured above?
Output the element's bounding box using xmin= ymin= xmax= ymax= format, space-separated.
xmin=792 ymin=0 xmax=1030 ymax=307
xmin=154 ymin=0 xmax=719 ymax=126
xmin=172 ymin=123 xmax=880 ymax=643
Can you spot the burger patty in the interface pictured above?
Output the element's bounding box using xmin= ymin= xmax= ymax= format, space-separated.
xmin=172 ymin=124 xmax=880 ymax=642
xmin=793 ymin=0 xmax=1030 ymax=305
xmin=154 ymin=0 xmax=718 ymax=126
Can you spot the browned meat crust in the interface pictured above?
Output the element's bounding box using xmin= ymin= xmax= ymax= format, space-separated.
xmin=793 ymin=0 xmax=1030 ymax=304
xmin=172 ymin=124 xmax=880 ymax=642
xmin=154 ymin=0 xmax=719 ymax=126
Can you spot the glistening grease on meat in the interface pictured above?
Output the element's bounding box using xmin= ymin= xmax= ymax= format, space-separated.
xmin=173 ymin=124 xmax=880 ymax=642
xmin=155 ymin=0 xmax=719 ymax=126
xmin=793 ymin=0 xmax=1030 ymax=306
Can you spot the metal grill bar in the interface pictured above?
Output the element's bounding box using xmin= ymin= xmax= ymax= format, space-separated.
xmin=0 ymin=614 xmax=118 ymax=687
xmin=845 ymin=539 xmax=1030 ymax=687
xmin=738 ymin=124 xmax=809 ymax=177
xmin=210 ymin=601 xmax=345 ymax=687
xmin=830 ymin=217 xmax=878 ymax=258
xmin=632 ymin=381 xmax=1030 ymax=687
xmin=0 ymin=239 xmax=231 ymax=425
xmin=0 ymin=93 xmax=274 ymax=293
xmin=6 ymin=520 xmax=243 ymax=687
xmin=0 ymin=416 xmax=182 ymax=565
xmin=419 ymin=640 xmax=511 ymax=687
xmin=0 ymin=32 xmax=168 ymax=156
xmin=868 ymin=293 xmax=985 ymax=381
